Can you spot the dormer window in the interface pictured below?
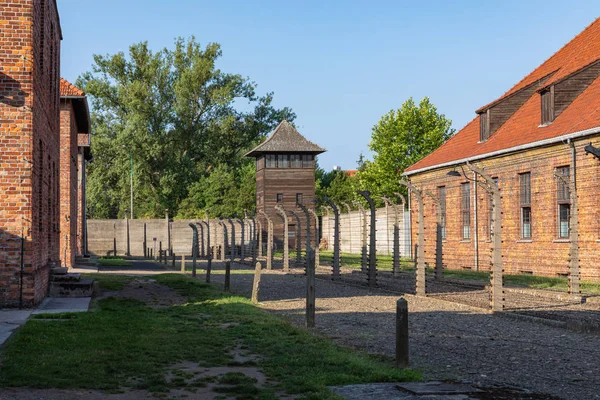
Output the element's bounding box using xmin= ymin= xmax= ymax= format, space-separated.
xmin=479 ymin=110 xmax=490 ymax=142
xmin=541 ymin=86 xmax=555 ymax=125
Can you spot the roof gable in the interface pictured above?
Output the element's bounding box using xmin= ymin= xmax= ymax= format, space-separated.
xmin=60 ymin=78 xmax=85 ymax=97
xmin=405 ymin=17 xmax=600 ymax=175
xmin=245 ymin=120 xmax=326 ymax=157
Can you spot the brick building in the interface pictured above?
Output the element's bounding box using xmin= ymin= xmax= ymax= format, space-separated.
xmin=0 ymin=0 xmax=62 ymax=307
xmin=246 ymin=120 xmax=325 ymax=249
xmin=59 ymin=78 xmax=90 ymax=268
xmin=404 ymin=18 xmax=600 ymax=280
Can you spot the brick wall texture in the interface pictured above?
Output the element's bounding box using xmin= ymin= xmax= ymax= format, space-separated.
xmin=59 ymin=99 xmax=78 ymax=268
xmin=409 ymin=137 xmax=600 ymax=281
xmin=0 ymin=0 xmax=62 ymax=307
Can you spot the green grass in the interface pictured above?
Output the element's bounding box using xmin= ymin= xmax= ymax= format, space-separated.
xmin=0 ymin=274 xmax=419 ymax=399
xmin=96 ymin=257 xmax=133 ymax=267
xmin=81 ymin=274 xmax=133 ymax=291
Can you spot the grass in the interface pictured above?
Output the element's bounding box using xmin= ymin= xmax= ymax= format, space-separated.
xmin=96 ymin=257 xmax=133 ymax=267
xmin=0 ymin=273 xmax=419 ymax=399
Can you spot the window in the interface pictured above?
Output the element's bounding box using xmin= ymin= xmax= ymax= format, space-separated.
xmin=461 ymin=182 xmax=471 ymax=239
xmin=296 ymin=193 xmax=303 ymax=205
xmin=277 ymin=154 xmax=289 ymax=168
xmin=266 ymin=154 xmax=276 ymax=168
xmin=438 ymin=186 xmax=446 ymax=239
xmin=290 ymin=154 xmax=301 ymax=168
xmin=520 ymin=173 xmax=531 ymax=238
xmin=541 ymin=87 xmax=555 ymax=125
xmin=479 ymin=110 xmax=490 ymax=141
xmin=556 ymin=166 xmax=570 ymax=238
xmin=276 ymin=193 xmax=283 ymax=203
xmin=302 ymin=154 xmax=313 ymax=168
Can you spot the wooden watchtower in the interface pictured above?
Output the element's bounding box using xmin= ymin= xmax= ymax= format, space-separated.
xmin=245 ymin=120 xmax=325 ymax=249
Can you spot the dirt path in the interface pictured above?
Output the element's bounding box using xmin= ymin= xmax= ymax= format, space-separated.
xmin=201 ymin=260 xmax=600 ymax=400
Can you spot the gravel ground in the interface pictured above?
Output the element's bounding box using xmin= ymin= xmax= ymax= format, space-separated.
xmin=196 ymin=258 xmax=600 ymax=400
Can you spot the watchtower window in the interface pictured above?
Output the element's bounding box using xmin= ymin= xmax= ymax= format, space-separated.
xmin=266 ymin=154 xmax=276 ymax=168
xmin=302 ymin=154 xmax=313 ymax=168
xmin=290 ymin=154 xmax=301 ymax=168
xmin=277 ymin=155 xmax=289 ymax=168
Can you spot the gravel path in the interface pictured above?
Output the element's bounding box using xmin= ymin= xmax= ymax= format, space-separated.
xmin=198 ymin=259 xmax=600 ymax=400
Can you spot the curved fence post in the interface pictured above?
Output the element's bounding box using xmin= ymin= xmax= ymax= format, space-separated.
xmin=288 ymin=210 xmax=302 ymax=267
xmin=381 ymin=196 xmax=400 ymax=276
xmin=357 ymin=191 xmax=377 ymax=288
xmin=423 ymin=189 xmax=443 ymax=280
xmin=218 ymin=220 xmax=228 ymax=262
xmin=399 ymin=179 xmax=425 ymax=297
xmin=197 ymin=221 xmax=205 ymax=257
xmin=308 ymin=207 xmax=320 ymax=269
xmin=342 ymin=202 xmax=353 ymax=254
xmin=255 ymin=216 xmax=263 ymax=259
xmin=297 ymin=202 xmax=312 ymax=273
xmin=237 ymin=218 xmax=245 ymax=262
xmin=353 ymin=200 xmax=368 ymax=274
xmin=257 ymin=210 xmax=273 ymax=270
xmin=322 ymin=197 xmax=340 ymax=280
xmin=274 ymin=205 xmax=289 ymax=272
xmin=226 ymin=218 xmax=235 ymax=261
xmin=246 ymin=211 xmax=257 ymax=265
xmin=199 ymin=220 xmax=212 ymax=283
xmin=188 ymin=223 xmax=199 ymax=277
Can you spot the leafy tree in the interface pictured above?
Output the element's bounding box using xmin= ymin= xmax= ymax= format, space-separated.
xmin=358 ymin=97 xmax=454 ymax=199
xmin=80 ymin=38 xmax=294 ymax=218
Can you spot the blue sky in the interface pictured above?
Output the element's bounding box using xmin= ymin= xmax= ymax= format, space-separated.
xmin=58 ymin=1 xmax=599 ymax=170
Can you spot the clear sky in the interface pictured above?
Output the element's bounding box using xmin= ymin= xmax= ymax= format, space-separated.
xmin=58 ymin=1 xmax=599 ymax=170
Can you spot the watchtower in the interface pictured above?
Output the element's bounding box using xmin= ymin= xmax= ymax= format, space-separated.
xmin=246 ymin=120 xmax=325 ymax=248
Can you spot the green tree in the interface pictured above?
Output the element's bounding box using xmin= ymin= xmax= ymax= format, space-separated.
xmin=358 ymin=97 xmax=454 ymax=199
xmin=80 ymin=38 xmax=294 ymax=218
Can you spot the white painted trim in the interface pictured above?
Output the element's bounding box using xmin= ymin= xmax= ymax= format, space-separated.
xmin=404 ymin=125 xmax=600 ymax=176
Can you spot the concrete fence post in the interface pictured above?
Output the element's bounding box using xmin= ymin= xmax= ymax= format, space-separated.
xmin=308 ymin=208 xmax=320 ymax=269
xmin=143 ymin=222 xmax=147 ymax=258
xmin=288 ymin=210 xmax=302 ymax=267
xmin=297 ymin=202 xmax=312 ymax=274
xmin=306 ymin=249 xmax=316 ymax=328
xmin=322 ymin=197 xmax=340 ymax=279
xmin=424 ymin=190 xmax=444 ymax=280
xmin=181 ymin=253 xmax=185 ymax=273
xmin=227 ymin=218 xmax=235 ymax=261
xmin=353 ymin=201 xmax=368 ymax=274
xmin=396 ymin=298 xmax=409 ymax=369
xmin=225 ymin=261 xmax=231 ymax=292
xmin=274 ymin=205 xmax=289 ymax=272
xmin=400 ymin=180 xmax=426 ymax=297
xmin=189 ymin=223 xmax=199 ymax=278
xmin=251 ymin=261 xmax=262 ymax=304
xmin=554 ymin=170 xmax=580 ymax=296
xmin=237 ymin=219 xmax=245 ymax=262
xmin=358 ymin=191 xmax=377 ymax=288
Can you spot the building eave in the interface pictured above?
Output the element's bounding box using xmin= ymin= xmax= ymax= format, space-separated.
xmin=404 ymin=125 xmax=600 ymax=177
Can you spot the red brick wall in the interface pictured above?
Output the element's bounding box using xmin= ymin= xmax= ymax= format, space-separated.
xmin=408 ymin=137 xmax=600 ymax=281
xmin=59 ymin=100 xmax=78 ymax=268
xmin=0 ymin=0 xmax=61 ymax=307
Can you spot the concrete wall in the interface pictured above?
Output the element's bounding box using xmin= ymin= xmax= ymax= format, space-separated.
xmin=321 ymin=207 xmax=410 ymax=257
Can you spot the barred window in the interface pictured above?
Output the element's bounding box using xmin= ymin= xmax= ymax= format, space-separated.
xmin=461 ymin=182 xmax=471 ymax=239
xmin=556 ymin=166 xmax=570 ymax=238
xmin=520 ymin=173 xmax=531 ymax=238
xmin=438 ymin=186 xmax=446 ymax=239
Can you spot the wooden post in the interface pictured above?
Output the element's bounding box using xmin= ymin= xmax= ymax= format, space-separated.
xmin=251 ymin=262 xmax=262 ymax=304
xmin=206 ymin=257 xmax=212 ymax=283
xmin=172 ymin=252 xmax=175 ymax=268
xmin=306 ymin=249 xmax=316 ymax=328
xmin=181 ymin=254 xmax=185 ymax=273
xmin=159 ymin=241 xmax=163 ymax=264
xmin=224 ymin=261 xmax=231 ymax=292
xmin=143 ymin=223 xmax=147 ymax=258
xmin=396 ymin=298 xmax=409 ymax=369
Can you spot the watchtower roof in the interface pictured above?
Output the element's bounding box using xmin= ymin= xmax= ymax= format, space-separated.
xmin=245 ymin=120 xmax=325 ymax=157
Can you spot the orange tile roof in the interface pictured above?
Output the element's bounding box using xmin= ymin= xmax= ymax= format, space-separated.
xmin=60 ymin=78 xmax=85 ymax=97
xmin=406 ymin=17 xmax=600 ymax=174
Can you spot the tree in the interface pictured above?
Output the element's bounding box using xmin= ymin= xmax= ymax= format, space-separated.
xmin=358 ymin=97 xmax=454 ymax=199
xmin=80 ymin=38 xmax=294 ymax=218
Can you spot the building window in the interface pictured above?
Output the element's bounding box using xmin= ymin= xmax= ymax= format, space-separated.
xmin=276 ymin=193 xmax=283 ymax=203
xmin=438 ymin=186 xmax=446 ymax=239
xmin=290 ymin=154 xmax=301 ymax=168
xmin=479 ymin=110 xmax=490 ymax=141
xmin=296 ymin=193 xmax=303 ymax=205
xmin=541 ymin=87 xmax=555 ymax=125
xmin=461 ymin=182 xmax=470 ymax=239
xmin=277 ymin=154 xmax=289 ymax=168
xmin=302 ymin=154 xmax=313 ymax=168
xmin=266 ymin=154 xmax=276 ymax=168
xmin=519 ymin=173 xmax=532 ymax=238
xmin=556 ymin=166 xmax=570 ymax=238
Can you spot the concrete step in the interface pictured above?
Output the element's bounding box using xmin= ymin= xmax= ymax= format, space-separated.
xmin=49 ymin=278 xmax=94 ymax=298
xmin=50 ymin=273 xmax=81 ymax=283
xmin=50 ymin=267 xmax=68 ymax=275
